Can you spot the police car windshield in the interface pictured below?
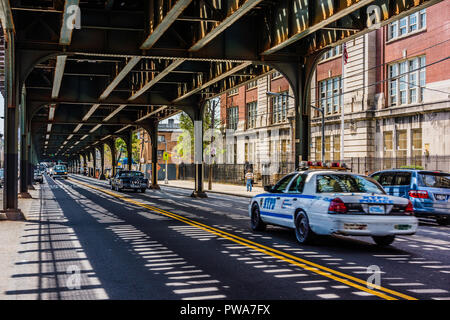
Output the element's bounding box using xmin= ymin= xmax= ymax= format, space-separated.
xmin=316 ymin=174 xmax=385 ymax=194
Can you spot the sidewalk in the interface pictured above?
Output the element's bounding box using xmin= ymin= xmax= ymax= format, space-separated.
xmin=0 ymin=184 xmax=41 ymax=299
xmin=161 ymin=180 xmax=264 ymax=198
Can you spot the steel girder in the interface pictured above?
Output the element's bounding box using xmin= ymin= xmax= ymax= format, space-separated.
xmin=2 ymin=0 xmax=442 ymax=162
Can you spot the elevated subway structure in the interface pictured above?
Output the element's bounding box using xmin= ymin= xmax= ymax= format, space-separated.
xmin=0 ymin=0 xmax=441 ymax=217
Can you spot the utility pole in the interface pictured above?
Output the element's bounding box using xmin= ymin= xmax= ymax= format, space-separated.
xmin=208 ymin=99 xmax=217 ymax=191
xmin=164 ymin=140 xmax=168 ymax=184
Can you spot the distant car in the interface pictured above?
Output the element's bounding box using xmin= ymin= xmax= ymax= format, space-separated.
xmin=33 ymin=169 xmax=44 ymax=184
xmin=249 ymin=170 xmax=418 ymax=246
xmin=111 ymin=170 xmax=148 ymax=193
xmin=51 ymin=165 xmax=68 ymax=179
xmin=370 ymin=169 xmax=450 ymax=225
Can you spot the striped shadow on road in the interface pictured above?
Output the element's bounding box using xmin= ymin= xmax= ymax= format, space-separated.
xmin=68 ymin=178 xmax=418 ymax=301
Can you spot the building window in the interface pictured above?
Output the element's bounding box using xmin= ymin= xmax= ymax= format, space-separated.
xmin=281 ymin=139 xmax=288 ymax=163
xmin=271 ymin=91 xmax=288 ymax=124
xmin=324 ymin=136 xmax=331 ymax=162
xmin=412 ymin=129 xmax=422 ymax=166
xmin=228 ymin=88 xmax=239 ymax=96
xmin=227 ymin=106 xmax=239 ymax=130
xmin=388 ymin=9 xmax=426 ymax=40
xmin=383 ymin=131 xmax=393 ymax=169
xmin=246 ymin=80 xmax=257 ymax=90
xmin=419 ymin=56 xmax=426 ymax=101
xmin=396 ymin=130 xmax=407 ymax=167
xmin=333 ymin=135 xmax=340 ymax=161
xmin=245 ymin=143 xmax=249 ymax=163
xmin=315 ymin=136 xmax=322 ymax=161
xmin=319 ymin=76 xmax=342 ymax=114
xmin=319 ymin=45 xmax=342 ymax=61
xmin=157 ymin=135 xmax=165 ymax=143
xmin=388 ymin=56 xmax=425 ymax=107
xmin=246 ymin=101 xmax=257 ymax=129
xmin=271 ymin=71 xmax=282 ymax=79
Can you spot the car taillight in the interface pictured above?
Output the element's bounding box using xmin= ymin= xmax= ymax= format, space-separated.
xmin=328 ymin=198 xmax=347 ymax=214
xmin=408 ymin=190 xmax=429 ymax=199
xmin=404 ymin=200 xmax=414 ymax=215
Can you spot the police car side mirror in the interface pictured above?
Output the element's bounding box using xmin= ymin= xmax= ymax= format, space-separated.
xmin=264 ymin=185 xmax=273 ymax=192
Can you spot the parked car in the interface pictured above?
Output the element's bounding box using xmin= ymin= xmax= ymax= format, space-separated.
xmin=370 ymin=169 xmax=450 ymax=225
xmin=33 ymin=169 xmax=44 ymax=184
xmin=249 ymin=169 xmax=417 ymax=246
xmin=110 ymin=170 xmax=148 ymax=193
xmin=51 ymin=164 xmax=68 ymax=179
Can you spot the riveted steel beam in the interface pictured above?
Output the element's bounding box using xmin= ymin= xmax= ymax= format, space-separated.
xmin=51 ymin=55 xmax=67 ymax=98
xmin=99 ymin=56 xmax=141 ymax=100
xmin=128 ymin=58 xmax=185 ymax=101
xmin=189 ymin=0 xmax=263 ymax=52
xmin=262 ymin=0 xmax=375 ymax=55
xmin=173 ymin=61 xmax=252 ymax=102
xmin=141 ymin=0 xmax=193 ymax=50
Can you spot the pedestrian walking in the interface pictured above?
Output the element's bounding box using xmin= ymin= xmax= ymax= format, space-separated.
xmin=245 ymin=169 xmax=254 ymax=192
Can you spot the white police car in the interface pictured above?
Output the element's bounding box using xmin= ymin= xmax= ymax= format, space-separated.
xmin=249 ymin=169 xmax=418 ymax=246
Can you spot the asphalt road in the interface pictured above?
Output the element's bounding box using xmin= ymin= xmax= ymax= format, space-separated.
xmin=7 ymin=173 xmax=449 ymax=300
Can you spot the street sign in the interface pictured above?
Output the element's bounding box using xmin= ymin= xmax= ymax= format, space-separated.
xmin=163 ymin=152 xmax=169 ymax=161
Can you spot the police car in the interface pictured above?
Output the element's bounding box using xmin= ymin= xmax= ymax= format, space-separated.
xmin=249 ymin=163 xmax=418 ymax=246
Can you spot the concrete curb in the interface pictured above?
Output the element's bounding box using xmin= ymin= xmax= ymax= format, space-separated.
xmin=161 ymin=184 xmax=256 ymax=199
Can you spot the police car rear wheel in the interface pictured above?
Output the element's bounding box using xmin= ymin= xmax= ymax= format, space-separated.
xmin=295 ymin=211 xmax=315 ymax=244
xmin=251 ymin=204 xmax=266 ymax=231
xmin=372 ymin=235 xmax=395 ymax=246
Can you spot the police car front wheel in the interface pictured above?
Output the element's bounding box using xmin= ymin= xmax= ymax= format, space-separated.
xmin=294 ymin=210 xmax=315 ymax=244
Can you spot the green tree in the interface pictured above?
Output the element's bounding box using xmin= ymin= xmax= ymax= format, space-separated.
xmin=175 ymin=99 xmax=221 ymax=162
xmin=114 ymin=133 xmax=140 ymax=167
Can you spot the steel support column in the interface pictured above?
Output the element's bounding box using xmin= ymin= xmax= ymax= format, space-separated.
xmin=106 ymin=139 xmax=117 ymax=178
xmin=2 ymin=29 xmax=24 ymax=219
xmin=27 ymin=133 xmax=34 ymax=190
xmin=19 ymin=87 xmax=30 ymax=197
xmin=99 ymin=145 xmax=106 ymax=180
xmin=146 ymin=122 xmax=160 ymax=190
xmin=126 ymin=131 xmax=133 ymax=171
xmin=191 ymin=107 xmax=207 ymax=198
xmin=270 ymin=55 xmax=320 ymax=168
xmin=82 ymin=153 xmax=88 ymax=175
xmin=92 ymin=148 xmax=97 ymax=178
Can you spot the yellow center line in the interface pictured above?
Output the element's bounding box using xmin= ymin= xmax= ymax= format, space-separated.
xmin=69 ymin=177 xmax=418 ymax=301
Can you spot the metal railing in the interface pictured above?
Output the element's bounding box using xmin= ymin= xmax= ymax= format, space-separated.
xmin=344 ymin=156 xmax=450 ymax=175
xmin=178 ymin=162 xmax=296 ymax=186
xmin=176 ymin=157 xmax=449 ymax=186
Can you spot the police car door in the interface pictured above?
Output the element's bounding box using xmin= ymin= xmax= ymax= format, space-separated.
xmin=279 ymin=173 xmax=308 ymax=228
xmin=260 ymin=174 xmax=297 ymax=226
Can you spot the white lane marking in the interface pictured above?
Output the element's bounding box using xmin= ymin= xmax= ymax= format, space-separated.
xmin=408 ymin=289 xmax=448 ymax=294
